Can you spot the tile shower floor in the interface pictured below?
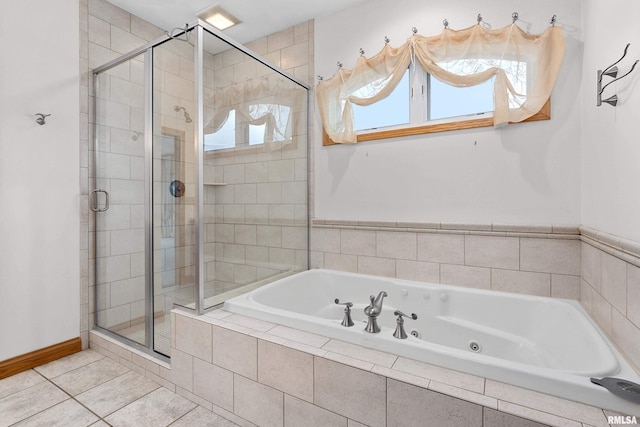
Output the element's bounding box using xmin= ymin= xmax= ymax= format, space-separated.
xmin=0 ymin=349 xmax=240 ymax=427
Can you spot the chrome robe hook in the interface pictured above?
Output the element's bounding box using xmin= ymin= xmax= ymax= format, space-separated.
xmin=597 ymin=43 xmax=639 ymax=107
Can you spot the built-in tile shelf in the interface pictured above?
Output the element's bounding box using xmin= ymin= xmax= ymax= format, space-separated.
xmin=203 ymin=182 xmax=228 ymax=186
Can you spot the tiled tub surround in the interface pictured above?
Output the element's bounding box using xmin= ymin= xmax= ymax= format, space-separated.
xmin=223 ymin=269 xmax=640 ymax=415
xmin=90 ymin=311 xmax=627 ymax=427
xmin=580 ymin=226 xmax=640 ymax=374
xmin=310 ymin=220 xmax=582 ymax=301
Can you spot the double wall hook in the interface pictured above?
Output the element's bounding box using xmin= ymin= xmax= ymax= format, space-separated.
xmin=597 ymin=43 xmax=639 ymax=107
xmin=35 ymin=113 xmax=51 ymax=125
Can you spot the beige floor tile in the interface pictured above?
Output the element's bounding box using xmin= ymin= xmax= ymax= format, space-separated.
xmin=2 ymin=350 xmax=240 ymax=427
xmin=105 ymin=387 xmax=196 ymax=427
xmin=34 ymin=349 xmax=104 ymax=379
xmin=171 ymin=406 xmax=240 ymax=427
xmin=0 ymin=381 xmax=68 ymax=427
xmin=12 ymin=398 xmax=99 ymax=427
xmin=0 ymin=369 xmax=45 ymax=400
xmin=75 ymin=370 xmax=160 ymax=417
xmin=50 ymin=357 xmax=129 ymax=396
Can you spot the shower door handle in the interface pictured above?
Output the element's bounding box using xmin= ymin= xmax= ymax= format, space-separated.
xmin=90 ymin=189 xmax=110 ymax=212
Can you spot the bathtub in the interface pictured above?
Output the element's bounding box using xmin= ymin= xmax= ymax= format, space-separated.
xmin=223 ymin=269 xmax=640 ymax=414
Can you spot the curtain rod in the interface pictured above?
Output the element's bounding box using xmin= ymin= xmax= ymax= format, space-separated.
xmin=316 ymin=12 xmax=558 ymax=81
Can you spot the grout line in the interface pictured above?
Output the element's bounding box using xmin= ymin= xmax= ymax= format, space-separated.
xmin=34 ymin=369 xmax=106 ymax=425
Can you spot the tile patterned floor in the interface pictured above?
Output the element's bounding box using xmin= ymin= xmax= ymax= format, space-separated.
xmin=0 ymin=350 xmax=240 ymax=427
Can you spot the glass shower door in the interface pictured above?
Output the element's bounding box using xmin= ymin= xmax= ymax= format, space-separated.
xmin=94 ymin=53 xmax=148 ymax=348
xmin=94 ymin=33 xmax=197 ymax=358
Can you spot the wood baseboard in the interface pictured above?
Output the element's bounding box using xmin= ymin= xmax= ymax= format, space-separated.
xmin=0 ymin=337 xmax=82 ymax=380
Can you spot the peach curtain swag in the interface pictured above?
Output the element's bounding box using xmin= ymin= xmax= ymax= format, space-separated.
xmin=316 ymin=24 xmax=565 ymax=144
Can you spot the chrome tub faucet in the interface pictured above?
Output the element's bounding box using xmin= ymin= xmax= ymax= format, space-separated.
xmin=393 ymin=310 xmax=418 ymax=339
xmin=334 ymin=299 xmax=354 ymax=327
xmin=364 ymin=291 xmax=388 ymax=333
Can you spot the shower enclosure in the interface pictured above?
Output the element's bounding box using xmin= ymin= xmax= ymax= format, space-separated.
xmin=91 ymin=21 xmax=309 ymax=358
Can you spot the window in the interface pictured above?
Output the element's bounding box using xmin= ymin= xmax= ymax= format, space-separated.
xmin=204 ymin=103 xmax=292 ymax=151
xmin=352 ymin=70 xmax=410 ymax=131
xmin=349 ymin=59 xmax=529 ymax=136
xmin=317 ymin=24 xmax=563 ymax=145
xmin=428 ymin=75 xmax=494 ymax=120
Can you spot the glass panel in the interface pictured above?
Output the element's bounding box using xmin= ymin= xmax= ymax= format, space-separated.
xmin=429 ymin=75 xmax=494 ymax=120
xmin=204 ymin=109 xmax=236 ymax=151
xmin=94 ymin=54 xmax=147 ymax=346
xmin=429 ymin=59 xmax=528 ymax=120
xmin=152 ymin=33 xmax=196 ymax=356
xmin=202 ymin=28 xmax=308 ymax=310
xmin=352 ymin=69 xmax=410 ymax=131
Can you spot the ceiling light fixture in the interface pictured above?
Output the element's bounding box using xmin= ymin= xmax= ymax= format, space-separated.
xmin=197 ymin=5 xmax=241 ymax=31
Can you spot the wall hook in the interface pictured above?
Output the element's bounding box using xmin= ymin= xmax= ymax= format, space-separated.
xmin=597 ymin=43 xmax=639 ymax=107
xmin=35 ymin=113 xmax=51 ymax=125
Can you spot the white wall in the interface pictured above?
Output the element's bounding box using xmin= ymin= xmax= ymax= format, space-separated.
xmin=0 ymin=0 xmax=80 ymax=360
xmin=314 ymin=0 xmax=583 ymax=225
xmin=581 ymin=0 xmax=640 ymax=243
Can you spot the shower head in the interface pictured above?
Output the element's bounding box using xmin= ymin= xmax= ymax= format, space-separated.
xmin=174 ymin=105 xmax=193 ymax=123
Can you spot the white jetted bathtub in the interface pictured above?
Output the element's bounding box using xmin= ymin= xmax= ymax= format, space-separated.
xmin=224 ymin=269 xmax=640 ymax=414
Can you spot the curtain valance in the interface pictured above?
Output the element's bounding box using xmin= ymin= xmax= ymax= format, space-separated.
xmin=316 ymin=24 xmax=565 ymax=144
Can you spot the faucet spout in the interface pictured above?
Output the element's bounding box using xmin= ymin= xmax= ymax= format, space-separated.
xmin=364 ymin=291 xmax=387 ymax=317
xmin=364 ymin=291 xmax=388 ymax=333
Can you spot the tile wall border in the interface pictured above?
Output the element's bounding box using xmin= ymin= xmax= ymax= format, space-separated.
xmin=312 ymin=219 xmax=580 ymax=239
xmin=580 ymin=226 xmax=640 ymax=268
